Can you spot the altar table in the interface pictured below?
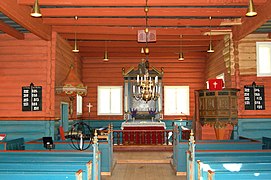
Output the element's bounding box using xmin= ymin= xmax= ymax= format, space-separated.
xmin=121 ymin=121 xmax=166 ymax=145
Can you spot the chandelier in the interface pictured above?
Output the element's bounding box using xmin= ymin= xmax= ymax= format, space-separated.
xmin=132 ymin=0 xmax=160 ymax=102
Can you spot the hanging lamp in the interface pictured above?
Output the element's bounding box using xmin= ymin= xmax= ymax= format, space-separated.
xmin=30 ymin=0 xmax=42 ymax=17
xmin=207 ymin=17 xmax=214 ymax=53
xmin=178 ymin=35 xmax=184 ymax=61
xmin=103 ymin=41 xmax=109 ymax=62
xmin=72 ymin=16 xmax=79 ymax=53
xmin=246 ymin=0 xmax=257 ymax=17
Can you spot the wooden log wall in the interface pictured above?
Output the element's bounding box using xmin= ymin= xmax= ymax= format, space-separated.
xmin=53 ymin=32 xmax=82 ymax=119
xmin=205 ymin=34 xmax=232 ymax=87
xmin=201 ymin=35 xmax=233 ymax=139
xmin=0 ymin=34 xmax=52 ymax=120
xmin=81 ymin=53 xmax=207 ymax=120
xmin=237 ymin=34 xmax=271 ymax=118
xmin=0 ymin=32 xmax=80 ymax=120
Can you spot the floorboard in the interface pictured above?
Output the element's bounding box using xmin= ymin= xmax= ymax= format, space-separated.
xmin=102 ymin=151 xmax=186 ymax=180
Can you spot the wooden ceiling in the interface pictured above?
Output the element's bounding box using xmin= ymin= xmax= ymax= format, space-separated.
xmin=0 ymin=0 xmax=271 ymax=60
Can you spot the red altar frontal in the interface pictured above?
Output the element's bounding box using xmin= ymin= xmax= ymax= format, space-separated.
xmin=121 ymin=121 xmax=166 ymax=145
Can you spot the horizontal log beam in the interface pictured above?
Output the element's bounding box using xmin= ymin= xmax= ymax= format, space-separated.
xmin=39 ymin=8 xmax=245 ymax=17
xmin=232 ymin=0 xmax=271 ymax=41
xmin=0 ymin=0 xmax=51 ymax=40
xmin=18 ymin=0 xmax=266 ymax=6
xmin=0 ymin=20 xmax=24 ymax=39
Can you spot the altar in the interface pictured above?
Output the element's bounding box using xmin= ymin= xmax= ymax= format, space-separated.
xmin=121 ymin=58 xmax=165 ymax=145
xmin=121 ymin=121 xmax=166 ymax=145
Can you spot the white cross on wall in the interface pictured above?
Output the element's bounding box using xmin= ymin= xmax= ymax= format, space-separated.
xmin=87 ymin=103 xmax=93 ymax=113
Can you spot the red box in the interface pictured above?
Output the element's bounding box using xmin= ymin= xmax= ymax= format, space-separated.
xmin=208 ymin=79 xmax=224 ymax=90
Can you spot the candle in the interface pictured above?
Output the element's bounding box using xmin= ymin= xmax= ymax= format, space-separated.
xmin=125 ymin=96 xmax=128 ymax=112
xmin=158 ymin=97 xmax=162 ymax=112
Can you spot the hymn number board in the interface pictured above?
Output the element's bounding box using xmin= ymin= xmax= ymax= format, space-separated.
xmin=22 ymin=83 xmax=42 ymax=111
xmin=244 ymin=84 xmax=265 ymax=110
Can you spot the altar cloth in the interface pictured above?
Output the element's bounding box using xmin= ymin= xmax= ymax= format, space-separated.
xmin=121 ymin=121 xmax=166 ymax=130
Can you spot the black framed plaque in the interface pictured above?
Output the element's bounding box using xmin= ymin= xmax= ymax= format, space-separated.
xmin=244 ymin=82 xmax=265 ymax=110
xmin=22 ymin=83 xmax=42 ymax=111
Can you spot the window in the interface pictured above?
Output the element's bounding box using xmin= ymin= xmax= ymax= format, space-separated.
xmin=98 ymin=86 xmax=123 ymax=115
xmin=164 ymin=86 xmax=190 ymax=115
xmin=76 ymin=94 xmax=83 ymax=115
xmin=256 ymin=42 xmax=271 ymax=76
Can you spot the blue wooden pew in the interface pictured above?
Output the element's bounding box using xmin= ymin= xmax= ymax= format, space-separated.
xmin=172 ymin=126 xmax=263 ymax=175
xmin=0 ymin=161 xmax=91 ymax=179
xmin=0 ymin=137 xmax=25 ymax=150
xmin=186 ymin=132 xmax=271 ymax=180
xmin=198 ymin=160 xmax=271 ymax=180
xmin=0 ymin=131 xmax=101 ymax=180
xmin=25 ymin=125 xmax=113 ymax=176
xmin=0 ymin=169 xmax=83 ymax=180
xmin=207 ymin=169 xmax=271 ymax=180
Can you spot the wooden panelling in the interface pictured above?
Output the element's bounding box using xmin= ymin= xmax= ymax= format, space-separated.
xmin=238 ymin=34 xmax=271 ymax=75
xmin=236 ymin=34 xmax=271 ymax=118
xmin=53 ymin=32 xmax=82 ymax=119
xmin=205 ymin=34 xmax=232 ymax=86
xmin=0 ymin=34 xmax=50 ymax=119
xmin=82 ymin=55 xmax=206 ymax=120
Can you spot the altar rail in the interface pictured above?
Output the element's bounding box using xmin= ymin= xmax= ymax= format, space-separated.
xmin=113 ymin=129 xmax=173 ymax=145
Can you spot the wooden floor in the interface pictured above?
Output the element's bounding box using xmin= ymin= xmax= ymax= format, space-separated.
xmin=102 ymin=151 xmax=186 ymax=180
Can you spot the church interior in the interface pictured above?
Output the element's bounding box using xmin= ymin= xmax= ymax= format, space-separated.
xmin=1 ymin=0 xmax=271 ymax=180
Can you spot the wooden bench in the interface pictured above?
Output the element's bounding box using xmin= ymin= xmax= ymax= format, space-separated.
xmin=172 ymin=126 xmax=263 ymax=175
xmin=207 ymin=169 xmax=271 ymax=180
xmin=0 ymin=132 xmax=101 ymax=180
xmin=186 ymin=132 xmax=271 ymax=180
xmin=198 ymin=158 xmax=271 ymax=180
xmin=25 ymin=125 xmax=113 ymax=176
xmin=0 ymin=137 xmax=25 ymax=150
xmin=0 ymin=169 xmax=83 ymax=180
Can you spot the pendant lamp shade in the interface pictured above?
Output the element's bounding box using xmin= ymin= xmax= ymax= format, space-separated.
xmin=31 ymin=0 xmax=42 ymax=17
xmin=178 ymin=52 xmax=184 ymax=61
xmin=103 ymin=51 xmax=109 ymax=62
xmin=72 ymin=39 xmax=79 ymax=53
xmin=246 ymin=0 xmax=257 ymax=17
xmin=207 ymin=42 xmax=214 ymax=53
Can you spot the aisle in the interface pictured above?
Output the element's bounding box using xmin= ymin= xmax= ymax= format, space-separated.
xmin=102 ymin=151 xmax=186 ymax=180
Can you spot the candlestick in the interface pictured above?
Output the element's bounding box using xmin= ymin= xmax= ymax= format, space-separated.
xmin=125 ymin=96 xmax=128 ymax=112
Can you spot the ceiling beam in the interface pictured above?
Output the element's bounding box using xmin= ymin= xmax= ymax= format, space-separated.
xmin=39 ymin=8 xmax=245 ymax=17
xmin=0 ymin=20 xmax=24 ymax=39
xmin=53 ymin=26 xmax=230 ymax=35
xmin=18 ymin=0 xmax=266 ymax=6
xmin=61 ymin=33 xmax=224 ymax=41
xmin=44 ymin=18 xmax=226 ymax=27
xmin=232 ymin=0 xmax=271 ymax=41
xmin=0 ymin=0 xmax=51 ymax=40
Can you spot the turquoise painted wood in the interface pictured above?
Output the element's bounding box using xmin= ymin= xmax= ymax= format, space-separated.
xmin=0 ymin=170 xmax=82 ymax=180
xmin=25 ymin=131 xmax=113 ymax=174
xmin=210 ymin=170 xmax=271 ymax=180
xmin=238 ymin=119 xmax=271 ymax=140
xmin=0 ymin=150 xmax=97 ymax=180
xmin=0 ymin=162 xmax=90 ymax=180
xmin=187 ymin=150 xmax=271 ymax=180
xmin=199 ymin=162 xmax=271 ymax=180
xmin=0 ymin=121 xmax=55 ymax=141
xmin=263 ymin=137 xmax=271 ymax=149
xmin=173 ymin=139 xmax=262 ymax=174
xmin=0 ymin=138 xmax=25 ymax=150
xmin=61 ymin=103 xmax=69 ymax=132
